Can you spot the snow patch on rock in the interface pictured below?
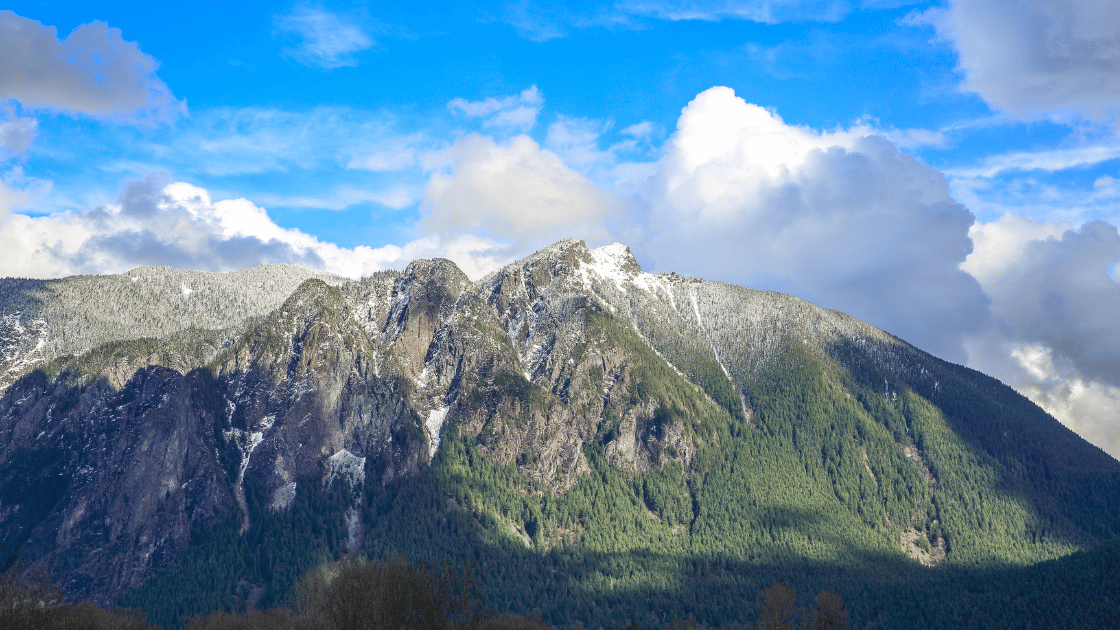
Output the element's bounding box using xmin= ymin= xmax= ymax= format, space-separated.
xmin=268 ymin=481 xmax=297 ymax=511
xmin=425 ymin=407 xmax=450 ymax=457
xmin=325 ymin=449 xmax=366 ymax=488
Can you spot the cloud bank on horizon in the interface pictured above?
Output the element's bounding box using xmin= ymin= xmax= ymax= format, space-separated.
xmin=1 ymin=1 xmax=1119 ymax=459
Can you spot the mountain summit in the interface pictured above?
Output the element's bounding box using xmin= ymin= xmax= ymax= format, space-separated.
xmin=1 ymin=239 xmax=1118 ymax=626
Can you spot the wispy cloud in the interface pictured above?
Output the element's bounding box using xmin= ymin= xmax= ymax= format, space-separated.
xmin=496 ymin=0 xmax=856 ymax=40
xmin=496 ymin=1 xmax=636 ymax=41
xmin=248 ymin=185 xmax=419 ymax=211
xmin=348 ymin=146 xmax=419 ymax=172
xmin=617 ymin=0 xmax=851 ymax=24
xmin=945 ymin=146 xmax=1120 ymax=179
xmin=543 ymin=116 xmax=662 ymax=185
xmin=448 ymin=86 xmax=544 ymax=133
xmin=274 ymin=5 xmax=374 ymax=69
xmin=0 ymin=107 xmax=37 ymax=157
xmin=839 ymin=116 xmax=949 ymax=150
xmin=152 ymin=106 xmax=407 ymax=177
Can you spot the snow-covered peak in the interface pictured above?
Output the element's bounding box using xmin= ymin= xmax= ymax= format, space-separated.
xmin=581 ymin=242 xmax=678 ymax=301
xmin=583 ymin=243 xmax=643 ymax=289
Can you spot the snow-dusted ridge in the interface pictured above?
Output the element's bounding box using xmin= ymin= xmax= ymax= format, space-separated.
xmin=0 ymin=239 xmax=911 ymax=478
xmin=0 ymin=264 xmax=349 ymax=395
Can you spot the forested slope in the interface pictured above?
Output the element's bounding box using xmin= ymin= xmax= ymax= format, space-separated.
xmin=1 ymin=239 xmax=1118 ymax=629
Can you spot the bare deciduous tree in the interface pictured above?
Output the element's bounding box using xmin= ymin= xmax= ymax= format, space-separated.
xmin=755 ymin=583 xmax=798 ymax=630
xmin=297 ymin=556 xmax=483 ymax=630
xmin=805 ymin=589 xmax=848 ymax=630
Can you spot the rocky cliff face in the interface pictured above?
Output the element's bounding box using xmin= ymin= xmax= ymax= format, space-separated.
xmin=1 ymin=239 xmax=1118 ymax=605
xmin=0 ymin=366 xmax=232 ymax=599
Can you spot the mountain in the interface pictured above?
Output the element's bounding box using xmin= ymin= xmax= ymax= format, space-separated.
xmin=1 ymin=239 xmax=1118 ymax=628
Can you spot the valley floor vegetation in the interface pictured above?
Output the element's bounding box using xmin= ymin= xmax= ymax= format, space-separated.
xmin=1 ymin=556 xmax=849 ymax=630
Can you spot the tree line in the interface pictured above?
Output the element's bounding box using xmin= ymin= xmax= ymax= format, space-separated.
xmin=2 ymin=556 xmax=849 ymax=630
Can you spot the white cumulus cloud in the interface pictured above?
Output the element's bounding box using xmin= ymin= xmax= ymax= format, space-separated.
xmin=627 ymin=86 xmax=989 ymax=362
xmin=964 ymin=215 xmax=1120 ymax=457
xmin=0 ymin=10 xmax=184 ymax=122
xmin=927 ymin=0 xmax=1120 ymax=121
xmin=968 ymin=333 xmax=1120 ymax=460
xmin=0 ymin=176 xmax=510 ymax=281
xmin=421 ymin=133 xmax=622 ymax=248
xmin=965 ymin=217 xmax=1120 ymax=386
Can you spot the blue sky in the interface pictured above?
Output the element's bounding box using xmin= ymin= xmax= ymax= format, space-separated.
xmin=2 ymin=0 xmax=1120 ymax=458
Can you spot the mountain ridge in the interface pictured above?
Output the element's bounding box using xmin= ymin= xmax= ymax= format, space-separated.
xmin=1 ymin=238 xmax=1118 ymax=627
